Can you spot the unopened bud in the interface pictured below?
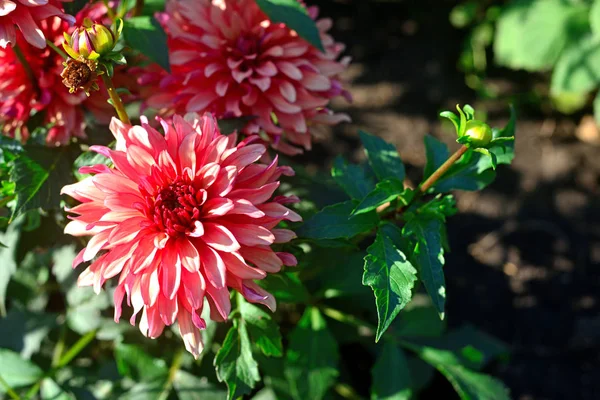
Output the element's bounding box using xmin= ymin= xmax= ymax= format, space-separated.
xmin=463 ymin=120 xmax=492 ymax=147
xmin=63 ymin=18 xmax=120 ymax=61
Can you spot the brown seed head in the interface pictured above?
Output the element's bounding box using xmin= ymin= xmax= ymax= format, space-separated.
xmin=61 ymin=58 xmax=101 ymax=96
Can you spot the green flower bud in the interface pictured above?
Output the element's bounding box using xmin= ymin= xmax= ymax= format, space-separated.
xmin=62 ymin=18 xmax=121 ymax=61
xmin=463 ymin=120 xmax=492 ymax=147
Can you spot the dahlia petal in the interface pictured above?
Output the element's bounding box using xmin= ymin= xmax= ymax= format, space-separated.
xmin=202 ymin=198 xmax=234 ymax=218
xmin=139 ymin=306 xmax=165 ymax=339
xmin=222 ymin=143 xmax=265 ymax=169
xmin=198 ymin=162 xmax=220 ymax=188
xmin=256 ymin=60 xmax=277 ymax=77
xmin=0 ymin=22 xmax=16 ymax=47
xmin=206 ymin=284 xmax=231 ymax=321
xmin=204 ymin=62 xmax=224 ymax=77
xmin=241 ymin=281 xmax=276 ymax=312
xmin=277 ymin=252 xmax=298 ymax=266
xmin=220 ymin=251 xmax=266 ymax=280
xmin=186 ymin=91 xmax=217 ymax=112
xmin=199 ymin=245 xmax=226 ymax=288
xmin=229 ymin=199 xmax=265 ymax=218
xmin=225 ymin=224 xmax=275 ymax=246
xmin=260 ymin=202 xmax=302 ymax=222
xmin=228 ymin=181 xmax=280 ymax=205
xmin=209 ymin=165 xmax=237 ymax=197
xmin=239 ymin=246 xmax=282 ymax=273
xmin=178 ymin=309 xmax=204 ymax=359
xmin=83 ymin=229 xmax=110 ymax=262
xmin=269 ymin=93 xmax=302 ymax=113
xmin=114 ymin=284 xmax=126 ymax=322
xmin=0 ymin=1 xmax=16 ymax=17
xmin=279 ymin=81 xmax=297 ymax=103
xmin=178 ymin=237 xmax=200 ymax=272
xmin=11 ymin=6 xmax=45 ymax=48
xmin=127 ymin=145 xmax=155 ymax=176
xmin=182 ymin=269 xmax=206 ymax=310
xmin=272 ymin=228 xmax=297 ymax=243
xmin=93 ymin=173 xmax=139 ymax=195
xmin=161 ymin=244 xmax=182 ymax=299
xmin=158 ymin=293 xmax=178 ymax=325
xmin=276 ymin=61 xmax=303 ymax=80
xmin=178 ymin=131 xmax=197 ymax=178
xmin=189 ymin=221 xmax=205 ymax=238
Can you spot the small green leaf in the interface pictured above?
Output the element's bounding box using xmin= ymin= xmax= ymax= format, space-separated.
xmin=173 ymin=370 xmax=227 ymax=400
xmin=0 ymin=349 xmax=43 ymax=390
xmin=240 ymin=300 xmax=283 ymax=357
xmin=331 ymin=156 xmax=376 ymax=200
xmin=41 ymin=378 xmax=72 ymax=400
xmin=215 ymin=321 xmax=260 ymax=400
xmin=413 ymin=345 xmax=510 ymax=400
xmin=0 ymin=215 xmax=22 ymax=316
xmin=440 ymin=111 xmax=460 ymax=134
xmin=363 ymin=231 xmax=417 ymax=341
xmin=359 ymin=130 xmax=406 ymax=182
xmin=255 ymin=0 xmax=324 ymax=51
xmin=285 ymin=307 xmax=339 ymax=400
xmin=257 ymin=272 xmax=310 ymax=304
xmin=115 ymin=343 xmax=168 ymax=382
xmin=352 ymin=178 xmax=405 ymax=216
xmin=441 ymin=325 xmax=510 ymax=370
xmin=371 ymin=342 xmax=412 ymax=400
xmin=123 ymin=16 xmax=170 ymax=72
xmin=403 ymin=216 xmax=446 ymax=318
xmin=9 ymin=147 xmax=73 ymax=221
xmin=473 ymin=148 xmax=496 ymax=170
xmin=297 ymin=200 xmax=379 ymax=240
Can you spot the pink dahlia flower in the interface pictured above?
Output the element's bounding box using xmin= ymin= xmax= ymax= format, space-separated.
xmin=142 ymin=0 xmax=352 ymax=155
xmin=61 ymin=112 xmax=300 ymax=357
xmin=0 ymin=0 xmax=74 ymax=49
xmin=0 ymin=3 xmax=135 ymax=145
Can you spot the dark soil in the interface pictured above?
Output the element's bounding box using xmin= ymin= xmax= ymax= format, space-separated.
xmin=307 ymin=1 xmax=600 ymax=399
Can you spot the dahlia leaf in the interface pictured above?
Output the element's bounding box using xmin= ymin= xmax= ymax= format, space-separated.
xmin=173 ymin=370 xmax=227 ymax=400
xmin=0 ymin=310 xmax=57 ymax=359
xmin=115 ymin=343 xmax=168 ymax=383
xmin=402 ymin=216 xmax=446 ymax=319
xmin=40 ymin=378 xmax=72 ymax=400
xmin=0 ymin=349 xmax=43 ymax=391
xmin=440 ymin=325 xmax=510 ymax=371
xmin=0 ymin=215 xmax=22 ymax=316
xmin=407 ymin=344 xmax=510 ymax=400
xmin=215 ymin=320 xmax=260 ymax=400
xmin=123 ymin=16 xmax=170 ymax=72
xmin=285 ymin=307 xmax=339 ymax=400
xmin=331 ymin=156 xmax=376 ymax=200
xmin=423 ymin=135 xmax=450 ymax=180
xmin=371 ymin=342 xmax=413 ymax=400
xmin=352 ymin=178 xmax=407 ymax=216
xmin=9 ymin=147 xmax=72 ymax=222
xmin=296 ymin=200 xmax=379 ymax=240
xmin=257 ymin=272 xmax=310 ymax=304
xmin=256 ymin=0 xmax=325 ymax=52
xmin=240 ymin=300 xmax=283 ymax=357
xmin=359 ymin=131 xmax=406 ymax=183
xmin=363 ymin=230 xmax=417 ymax=342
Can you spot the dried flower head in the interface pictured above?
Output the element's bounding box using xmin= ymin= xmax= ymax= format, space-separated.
xmin=60 ymin=57 xmax=101 ymax=95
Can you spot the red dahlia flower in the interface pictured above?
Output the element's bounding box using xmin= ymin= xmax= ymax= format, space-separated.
xmin=142 ymin=0 xmax=352 ymax=155
xmin=61 ymin=112 xmax=300 ymax=357
xmin=0 ymin=0 xmax=74 ymax=49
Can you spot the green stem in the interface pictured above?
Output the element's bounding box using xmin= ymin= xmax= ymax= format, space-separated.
xmin=51 ymin=323 xmax=68 ymax=367
xmin=0 ymin=374 xmax=21 ymax=400
xmin=45 ymin=39 xmax=67 ymax=59
xmin=419 ymin=145 xmax=468 ymax=194
xmin=100 ymin=69 xmax=131 ymax=125
xmin=13 ymin=44 xmax=35 ymax=86
xmin=157 ymin=349 xmax=184 ymax=400
xmin=132 ymin=0 xmax=144 ymax=16
xmin=25 ymin=329 xmax=97 ymax=400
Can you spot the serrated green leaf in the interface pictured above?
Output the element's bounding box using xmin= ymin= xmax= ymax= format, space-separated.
xmin=173 ymin=370 xmax=226 ymax=400
xmin=257 ymin=272 xmax=309 ymax=304
xmin=240 ymin=300 xmax=283 ymax=357
xmin=359 ymin=130 xmax=406 ymax=182
xmin=255 ymin=0 xmax=324 ymax=51
xmin=352 ymin=178 xmax=405 ymax=216
xmin=0 ymin=136 xmax=24 ymax=154
xmin=285 ymin=307 xmax=339 ymax=400
xmin=363 ymin=231 xmax=417 ymax=341
xmin=215 ymin=321 xmax=260 ymax=400
xmin=114 ymin=343 xmax=168 ymax=382
xmin=297 ymin=200 xmax=379 ymax=240
xmin=403 ymin=217 xmax=446 ymax=318
xmin=123 ymin=16 xmax=170 ymax=72
xmin=440 ymin=325 xmax=510 ymax=370
xmin=414 ymin=346 xmax=510 ymax=400
xmin=551 ymin=35 xmax=600 ymax=94
xmin=9 ymin=147 xmax=72 ymax=221
xmin=0 ymin=348 xmax=43 ymax=391
xmin=494 ymin=0 xmax=586 ymax=71
xmin=331 ymin=156 xmax=376 ymax=200
xmin=395 ymin=294 xmax=446 ymax=338
xmin=371 ymin=342 xmax=412 ymax=400
xmin=0 ymin=215 xmax=22 ymax=316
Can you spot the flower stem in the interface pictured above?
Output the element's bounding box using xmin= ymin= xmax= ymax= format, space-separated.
xmin=132 ymin=0 xmax=144 ymax=16
xmin=13 ymin=44 xmax=35 ymax=85
xmin=100 ymin=68 xmax=131 ymax=125
xmin=419 ymin=145 xmax=468 ymax=194
xmin=157 ymin=349 xmax=184 ymax=400
xmin=0 ymin=374 xmax=20 ymax=400
xmin=45 ymin=39 xmax=67 ymax=59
